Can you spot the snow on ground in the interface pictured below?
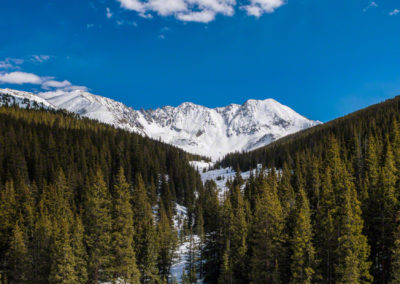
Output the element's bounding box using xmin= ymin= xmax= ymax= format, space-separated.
xmin=170 ymin=204 xmax=203 ymax=283
xmin=170 ymin=235 xmax=202 ymax=283
xmin=191 ymin=161 xmax=263 ymax=198
xmin=174 ymin=203 xmax=188 ymax=236
xmin=189 ymin=160 xmax=214 ymax=172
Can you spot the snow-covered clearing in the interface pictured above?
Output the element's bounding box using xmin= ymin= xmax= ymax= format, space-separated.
xmin=191 ymin=160 xmax=263 ymax=198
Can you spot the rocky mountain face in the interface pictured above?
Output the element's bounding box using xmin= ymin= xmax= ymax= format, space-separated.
xmin=0 ymin=88 xmax=321 ymax=159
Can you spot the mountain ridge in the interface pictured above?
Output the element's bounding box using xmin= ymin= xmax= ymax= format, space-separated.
xmin=0 ymin=88 xmax=321 ymax=159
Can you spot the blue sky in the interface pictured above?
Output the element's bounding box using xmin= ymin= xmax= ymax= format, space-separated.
xmin=0 ymin=0 xmax=399 ymax=122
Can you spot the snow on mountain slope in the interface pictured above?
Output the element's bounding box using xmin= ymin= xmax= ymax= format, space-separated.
xmin=0 ymin=88 xmax=321 ymax=159
xmin=0 ymin=88 xmax=55 ymax=109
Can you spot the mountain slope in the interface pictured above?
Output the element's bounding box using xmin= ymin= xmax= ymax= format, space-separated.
xmin=0 ymin=88 xmax=320 ymax=159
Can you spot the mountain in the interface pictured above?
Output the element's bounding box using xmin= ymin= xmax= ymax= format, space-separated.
xmin=0 ymin=88 xmax=320 ymax=159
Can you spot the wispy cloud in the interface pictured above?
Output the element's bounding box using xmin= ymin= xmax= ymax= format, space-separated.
xmin=42 ymin=80 xmax=72 ymax=90
xmin=116 ymin=0 xmax=285 ymax=23
xmin=363 ymin=1 xmax=378 ymax=12
xmin=389 ymin=9 xmax=399 ymax=16
xmin=31 ymin=55 xmax=51 ymax=63
xmin=106 ymin=7 xmax=113 ymax=18
xmin=116 ymin=20 xmax=138 ymax=27
xmin=0 ymin=58 xmax=24 ymax=70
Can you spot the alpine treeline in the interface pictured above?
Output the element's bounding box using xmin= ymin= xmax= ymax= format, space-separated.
xmin=195 ymin=96 xmax=400 ymax=283
xmin=1 ymin=95 xmax=400 ymax=283
xmin=0 ymin=106 xmax=204 ymax=283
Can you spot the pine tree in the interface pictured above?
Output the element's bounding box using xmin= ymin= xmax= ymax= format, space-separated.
xmin=110 ymin=168 xmax=140 ymax=283
xmin=132 ymin=174 xmax=160 ymax=283
xmin=335 ymin=172 xmax=372 ymax=283
xmin=84 ymin=169 xmax=112 ymax=283
xmin=290 ymin=186 xmax=315 ymax=284
xmin=71 ymin=214 xmax=88 ymax=283
xmin=278 ymin=163 xmax=295 ymax=218
xmin=370 ymin=140 xmax=398 ymax=282
xmin=218 ymin=196 xmax=234 ymax=284
xmin=391 ymin=211 xmax=400 ymax=283
xmin=32 ymin=199 xmax=53 ymax=283
xmin=314 ymin=167 xmax=335 ymax=283
xmin=229 ymin=185 xmax=248 ymax=282
xmin=0 ymin=181 xmax=17 ymax=259
xmin=156 ymin=202 xmax=177 ymax=280
xmin=249 ymin=179 xmax=284 ymax=283
xmin=49 ymin=218 xmax=79 ymax=284
xmin=6 ymin=222 xmax=30 ymax=283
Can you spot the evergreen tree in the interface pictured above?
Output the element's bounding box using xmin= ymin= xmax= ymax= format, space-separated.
xmin=156 ymin=202 xmax=177 ymax=280
xmin=71 ymin=214 xmax=88 ymax=283
xmin=6 ymin=222 xmax=30 ymax=283
xmin=110 ymin=168 xmax=140 ymax=283
xmin=249 ymin=179 xmax=284 ymax=283
xmin=49 ymin=218 xmax=78 ymax=284
xmin=132 ymin=174 xmax=159 ymax=283
xmin=0 ymin=181 xmax=17 ymax=265
xmin=391 ymin=211 xmax=400 ymax=283
xmin=335 ymin=174 xmax=372 ymax=283
xmin=84 ymin=169 xmax=112 ymax=283
xmin=290 ymin=187 xmax=315 ymax=284
xmin=314 ymin=167 xmax=335 ymax=283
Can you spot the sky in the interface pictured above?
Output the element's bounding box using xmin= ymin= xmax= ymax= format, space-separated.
xmin=0 ymin=0 xmax=399 ymax=122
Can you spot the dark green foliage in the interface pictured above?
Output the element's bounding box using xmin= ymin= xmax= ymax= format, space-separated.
xmin=204 ymin=96 xmax=400 ymax=283
xmin=0 ymin=106 xmax=204 ymax=283
xmin=110 ymin=168 xmax=140 ymax=283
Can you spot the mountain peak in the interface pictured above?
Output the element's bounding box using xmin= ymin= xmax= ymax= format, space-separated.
xmin=0 ymin=88 xmax=321 ymax=160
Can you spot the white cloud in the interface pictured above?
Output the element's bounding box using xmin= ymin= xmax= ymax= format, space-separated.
xmin=241 ymin=0 xmax=284 ymax=17
xmin=41 ymin=80 xmax=72 ymax=90
xmin=389 ymin=9 xmax=399 ymax=16
xmin=176 ymin=10 xmax=216 ymax=22
xmin=0 ymin=71 xmax=43 ymax=85
xmin=0 ymin=58 xmax=24 ymax=69
xmin=66 ymin=85 xmax=89 ymax=92
xmin=116 ymin=0 xmax=282 ymax=22
xmin=106 ymin=7 xmax=113 ymax=18
xmin=0 ymin=69 xmax=89 ymax=92
xmin=363 ymin=1 xmax=378 ymax=12
xmin=41 ymin=79 xmax=89 ymax=91
xmin=31 ymin=55 xmax=51 ymax=63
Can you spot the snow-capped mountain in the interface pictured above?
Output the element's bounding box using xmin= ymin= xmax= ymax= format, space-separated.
xmin=0 ymin=88 xmax=321 ymax=159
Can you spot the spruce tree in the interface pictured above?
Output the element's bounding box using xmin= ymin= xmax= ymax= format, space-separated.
xmin=132 ymin=174 xmax=159 ymax=283
xmin=290 ymin=186 xmax=315 ymax=284
xmin=6 ymin=222 xmax=30 ymax=283
xmin=110 ymin=168 xmax=140 ymax=283
xmin=71 ymin=214 xmax=88 ymax=283
xmin=156 ymin=202 xmax=177 ymax=280
xmin=314 ymin=167 xmax=335 ymax=283
xmin=49 ymin=218 xmax=78 ymax=284
xmin=391 ymin=211 xmax=400 ymax=283
xmin=84 ymin=169 xmax=112 ymax=283
xmin=249 ymin=179 xmax=284 ymax=283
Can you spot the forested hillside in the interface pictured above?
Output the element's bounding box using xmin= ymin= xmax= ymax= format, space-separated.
xmin=199 ymin=96 xmax=400 ymax=283
xmin=1 ymin=95 xmax=400 ymax=283
xmin=0 ymin=106 xmax=204 ymax=283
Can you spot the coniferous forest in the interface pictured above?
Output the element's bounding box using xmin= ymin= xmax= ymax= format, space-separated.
xmin=1 ymin=95 xmax=400 ymax=283
xmin=0 ymin=106 xmax=203 ymax=283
